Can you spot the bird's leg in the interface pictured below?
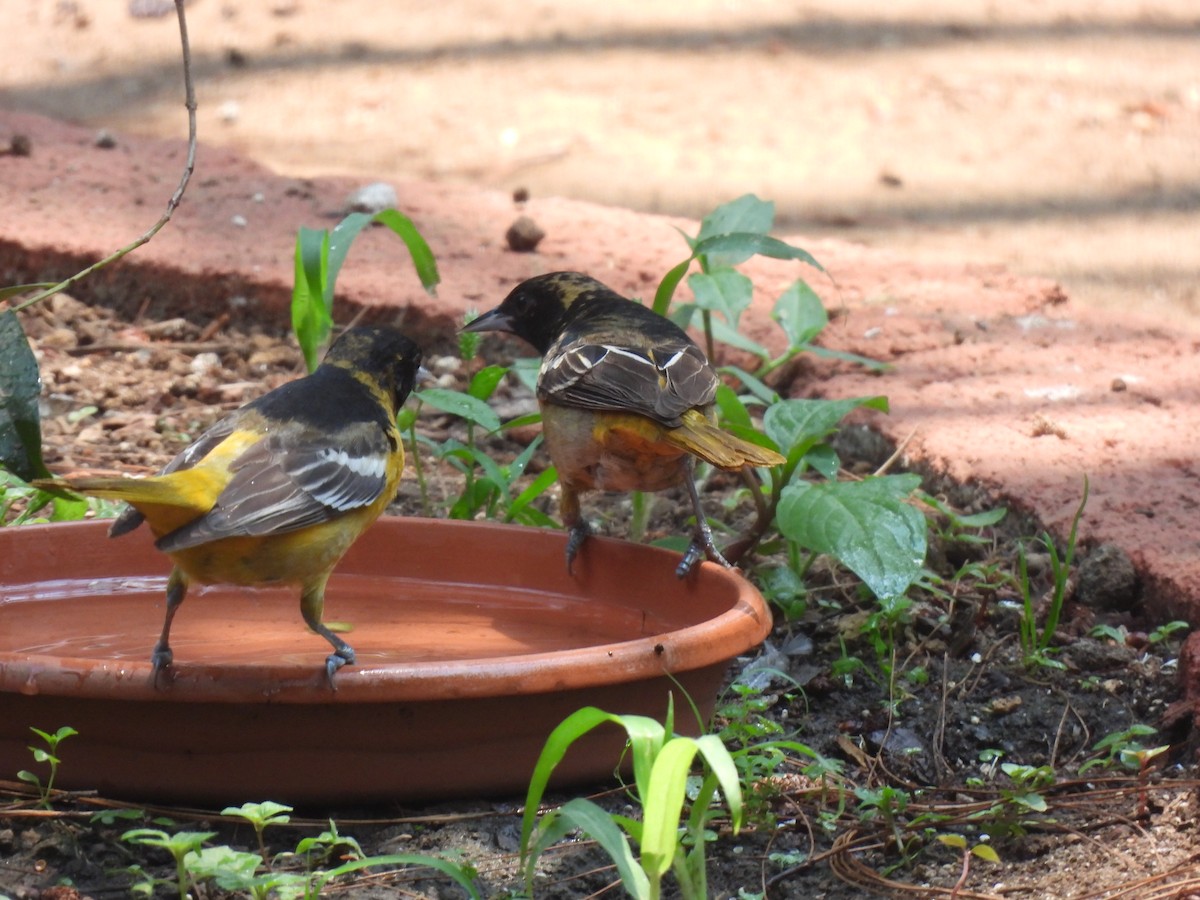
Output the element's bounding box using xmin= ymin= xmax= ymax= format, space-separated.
xmin=151 ymin=568 xmax=187 ymax=686
xmin=560 ymin=484 xmax=591 ymax=576
xmin=300 ymin=577 xmax=355 ymax=691
xmin=678 ymin=458 xmax=732 ymax=578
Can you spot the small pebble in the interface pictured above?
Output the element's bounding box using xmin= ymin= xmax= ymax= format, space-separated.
xmin=218 ymin=100 xmax=241 ymax=124
xmin=344 ymin=181 xmax=398 ymax=215
xmin=190 ymin=352 xmax=221 ymax=376
xmin=231 ymin=214 xmax=248 ymax=228
xmin=505 ymin=215 xmax=545 ymax=252
xmin=94 ymin=129 xmax=117 ymax=149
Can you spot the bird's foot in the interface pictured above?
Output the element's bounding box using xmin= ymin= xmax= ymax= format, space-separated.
xmin=676 ymin=538 xmax=733 ymax=579
xmin=324 ymin=646 xmax=356 ymax=692
xmin=565 ymin=521 xmax=592 ymax=576
xmin=149 ymin=643 xmax=173 ymax=688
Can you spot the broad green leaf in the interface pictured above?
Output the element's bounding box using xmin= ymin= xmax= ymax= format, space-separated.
xmin=803 ymin=443 xmax=841 ymax=481
xmin=696 ymin=194 xmax=775 ymax=246
xmin=292 ymin=227 xmax=332 ymax=372
xmin=690 ymin=232 xmax=824 ymax=273
xmin=714 ymin=383 xmax=751 ymax=428
xmin=773 ymin=279 xmax=828 ymax=348
xmin=687 ymin=268 xmax=753 ymax=329
xmin=0 ymin=311 xmax=50 ymax=481
xmin=764 ymin=396 xmax=888 ymax=461
xmin=467 ymin=364 xmax=508 ymax=401
xmin=777 ymin=474 xmax=927 ymax=601
xmin=416 ymin=388 xmax=501 ymax=432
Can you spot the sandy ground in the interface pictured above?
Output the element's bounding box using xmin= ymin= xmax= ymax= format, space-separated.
xmin=1 ymin=0 xmax=1197 ymax=321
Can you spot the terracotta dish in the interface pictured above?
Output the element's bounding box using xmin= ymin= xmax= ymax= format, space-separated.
xmin=0 ymin=518 xmax=771 ymax=805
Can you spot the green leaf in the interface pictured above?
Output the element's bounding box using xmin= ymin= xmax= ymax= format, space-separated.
xmin=521 ymin=707 xmax=621 ymax=863
xmin=709 ymin=316 xmax=769 ymax=360
xmin=687 ymin=269 xmax=754 ymax=329
xmin=777 ymin=474 xmax=927 ymax=601
xmin=551 ymin=799 xmax=651 ymax=899
xmin=292 ymin=227 xmax=332 ymax=373
xmin=764 ymin=396 xmax=888 ymax=462
xmin=693 ymin=733 xmax=743 ymax=833
xmin=696 ymin=194 xmax=776 ymax=246
xmin=467 ymin=365 xmax=508 ymax=401
xmin=773 ymin=279 xmax=828 ymax=348
xmin=653 ymin=257 xmax=694 ymax=316
xmin=690 ymin=232 xmax=824 ymax=273
xmin=0 ymin=283 xmax=56 ymax=302
xmin=416 ymin=388 xmax=501 ymax=432
xmin=371 ymin=209 xmax=441 ymax=294
xmin=640 ymin=738 xmax=699 ymax=878
xmin=315 ymin=853 xmax=481 ymax=899
xmin=714 ymin=384 xmax=751 ymax=428
xmin=0 ymin=311 xmax=50 ymax=481
xmin=972 ymin=844 xmax=1001 ymax=864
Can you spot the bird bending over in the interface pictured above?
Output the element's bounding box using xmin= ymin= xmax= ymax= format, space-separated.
xmin=35 ymin=326 xmax=423 ymax=689
xmin=463 ymin=271 xmax=784 ymax=577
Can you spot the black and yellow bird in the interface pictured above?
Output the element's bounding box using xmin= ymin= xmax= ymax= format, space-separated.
xmin=462 ymin=271 xmax=785 ymax=577
xmin=35 ymin=327 xmax=423 ymax=688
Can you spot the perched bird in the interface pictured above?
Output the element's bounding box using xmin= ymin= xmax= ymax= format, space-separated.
xmin=35 ymin=327 xmax=423 ymax=688
xmin=462 ymin=271 xmax=785 ymax=577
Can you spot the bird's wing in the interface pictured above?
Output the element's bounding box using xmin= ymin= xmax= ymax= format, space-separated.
xmin=155 ymin=424 xmax=393 ymax=552
xmin=538 ymin=340 xmax=718 ymax=426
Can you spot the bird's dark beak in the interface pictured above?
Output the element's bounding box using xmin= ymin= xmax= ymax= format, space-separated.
xmin=415 ymin=365 xmax=433 ymax=384
xmin=460 ymin=307 xmax=515 ymax=335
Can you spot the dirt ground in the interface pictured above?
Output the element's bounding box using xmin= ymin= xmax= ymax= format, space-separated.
xmin=1 ymin=0 xmax=1197 ymax=322
xmin=3 ymin=2 xmax=1200 ymax=898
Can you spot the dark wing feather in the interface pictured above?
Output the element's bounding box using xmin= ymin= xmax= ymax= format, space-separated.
xmin=538 ymin=340 xmax=717 ymax=427
xmin=155 ymin=426 xmax=391 ymax=552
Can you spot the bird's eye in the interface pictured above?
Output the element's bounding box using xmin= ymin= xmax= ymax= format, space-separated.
xmin=513 ymin=291 xmax=534 ymax=315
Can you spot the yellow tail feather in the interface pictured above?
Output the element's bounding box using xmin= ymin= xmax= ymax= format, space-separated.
xmin=33 ymin=472 xmax=222 ymax=516
xmin=667 ymin=410 xmax=785 ymax=469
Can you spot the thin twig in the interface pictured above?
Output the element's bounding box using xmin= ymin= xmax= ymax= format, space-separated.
xmin=11 ymin=0 xmax=197 ymax=314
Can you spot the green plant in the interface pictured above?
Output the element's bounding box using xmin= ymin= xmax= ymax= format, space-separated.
xmin=122 ymin=827 xmax=217 ymax=900
xmin=222 ymin=800 xmax=293 ymax=862
xmin=122 ymin=817 xmax=482 ymax=900
xmin=292 ymin=209 xmax=439 ymax=371
xmin=1149 ymin=620 xmax=1189 ymax=644
xmin=1079 ymin=724 xmax=1162 ymax=774
xmin=1018 ymin=475 xmax=1089 ymax=668
xmin=411 ymin=355 xmax=555 ymax=525
xmin=521 ymin=701 xmax=743 ymax=900
xmin=16 ymin=725 xmax=77 ymax=808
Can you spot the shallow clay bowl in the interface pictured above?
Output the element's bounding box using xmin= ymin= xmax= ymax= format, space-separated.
xmin=0 ymin=518 xmax=771 ymax=806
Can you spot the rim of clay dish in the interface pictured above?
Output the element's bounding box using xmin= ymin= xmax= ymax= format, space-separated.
xmin=0 ymin=518 xmax=772 ymax=704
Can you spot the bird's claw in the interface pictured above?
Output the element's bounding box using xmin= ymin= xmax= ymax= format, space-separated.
xmin=324 ymin=647 xmax=355 ymax=691
xmin=565 ymin=521 xmax=592 ymax=575
xmin=150 ymin=643 xmax=173 ymax=688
